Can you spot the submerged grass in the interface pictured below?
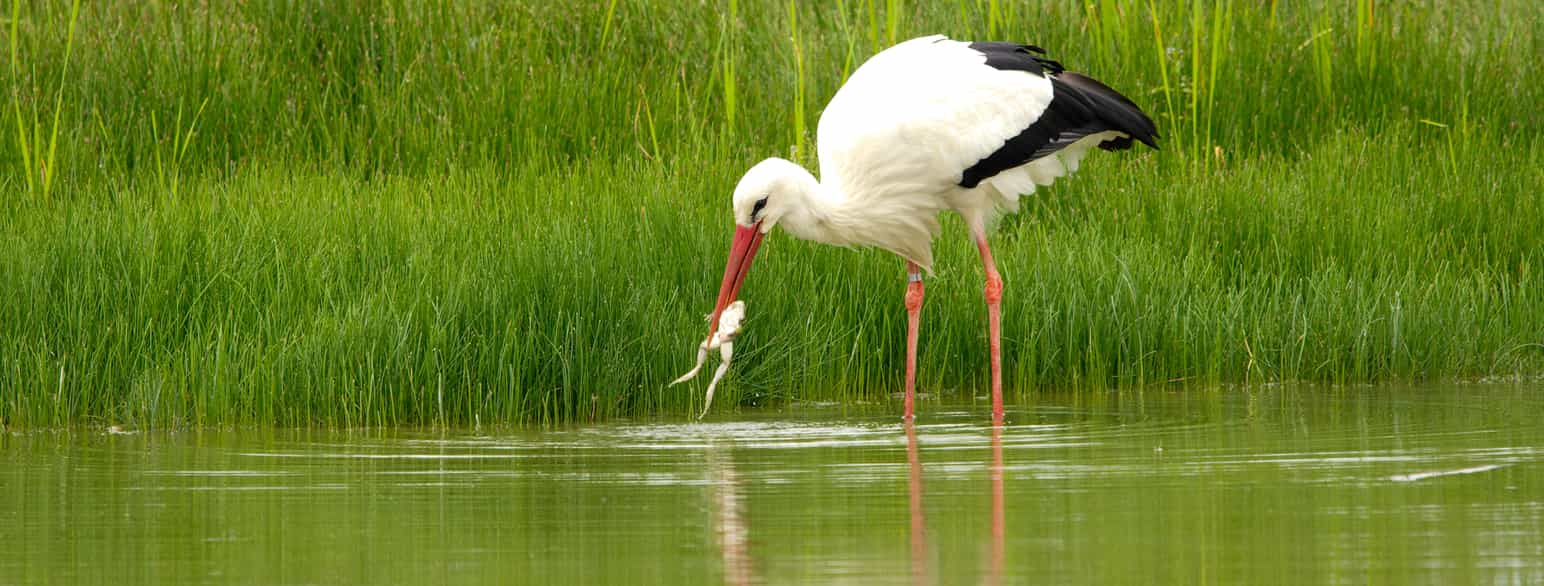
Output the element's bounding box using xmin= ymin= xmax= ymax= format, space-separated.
xmin=1 ymin=1 xmax=1540 ymax=427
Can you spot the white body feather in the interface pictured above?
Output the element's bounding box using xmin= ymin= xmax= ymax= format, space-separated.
xmin=765 ymin=35 xmax=1122 ymax=270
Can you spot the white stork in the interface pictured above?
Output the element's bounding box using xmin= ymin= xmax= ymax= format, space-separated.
xmin=699 ymin=35 xmax=1158 ymax=422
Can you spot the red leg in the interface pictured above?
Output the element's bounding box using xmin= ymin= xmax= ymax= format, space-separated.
xmin=969 ymin=220 xmax=1004 ymax=422
xmin=903 ymin=261 xmax=925 ymax=421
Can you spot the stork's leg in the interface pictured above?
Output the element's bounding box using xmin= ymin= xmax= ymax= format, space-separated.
xmin=903 ymin=260 xmax=925 ymax=421
xmin=968 ymin=219 xmax=1004 ymax=422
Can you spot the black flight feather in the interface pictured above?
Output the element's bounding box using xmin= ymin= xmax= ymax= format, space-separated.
xmin=959 ymin=43 xmax=1159 ymax=189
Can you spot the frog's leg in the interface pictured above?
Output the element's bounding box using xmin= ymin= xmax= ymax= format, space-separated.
xmin=700 ymin=343 xmax=733 ymax=419
xmin=671 ymin=339 xmax=711 ymax=386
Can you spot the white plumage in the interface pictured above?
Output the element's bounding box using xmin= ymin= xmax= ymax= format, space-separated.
xmin=693 ymin=34 xmax=1157 ymax=421
xmin=819 ymin=36 xmax=1060 ymax=240
xmin=733 ymin=35 xmax=1149 ymax=270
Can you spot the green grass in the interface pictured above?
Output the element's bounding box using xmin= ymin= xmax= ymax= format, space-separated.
xmin=1 ymin=1 xmax=1541 ymax=427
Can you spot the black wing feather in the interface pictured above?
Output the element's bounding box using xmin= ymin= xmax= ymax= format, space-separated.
xmin=959 ymin=44 xmax=1159 ymax=189
xmin=968 ymin=41 xmax=1065 ymax=76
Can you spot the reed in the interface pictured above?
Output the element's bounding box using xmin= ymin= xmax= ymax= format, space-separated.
xmin=0 ymin=0 xmax=1539 ymax=427
xmin=786 ymin=0 xmax=807 ymax=163
xmin=6 ymin=0 xmax=79 ymax=200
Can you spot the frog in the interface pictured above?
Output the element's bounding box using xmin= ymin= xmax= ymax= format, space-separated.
xmin=671 ymin=300 xmax=745 ymax=419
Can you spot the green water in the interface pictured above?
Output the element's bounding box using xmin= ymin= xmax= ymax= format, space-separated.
xmin=5 ymin=384 xmax=1542 ymax=584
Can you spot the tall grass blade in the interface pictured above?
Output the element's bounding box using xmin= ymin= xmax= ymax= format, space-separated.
xmin=788 ymin=0 xmax=806 ymax=162
xmin=1148 ymin=0 xmax=1178 ymax=154
xmin=39 ymin=0 xmax=80 ymax=198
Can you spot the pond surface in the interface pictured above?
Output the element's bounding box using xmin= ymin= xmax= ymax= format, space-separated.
xmin=5 ymin=384 xmax=1543 ymax=584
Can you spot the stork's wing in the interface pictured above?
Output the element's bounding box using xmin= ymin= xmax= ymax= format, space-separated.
xmin=961 ymin=69 xmax=1160 ymax=188
xmin=817 ymin=36 xmax=1157 ymax=198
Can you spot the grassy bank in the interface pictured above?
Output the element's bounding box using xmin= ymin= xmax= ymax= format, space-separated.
xmin=3 ymin=1 xmax=1541 ymax=426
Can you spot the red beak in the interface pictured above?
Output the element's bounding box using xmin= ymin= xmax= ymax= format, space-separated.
xmin=707 ymin=222 xmax=764 ymax=337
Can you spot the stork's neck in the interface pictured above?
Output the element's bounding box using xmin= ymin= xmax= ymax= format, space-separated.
xmin=771 ymin=164 xmax=844 ymax=243
xmin=772 ymin=162 xmax=941 ymax=269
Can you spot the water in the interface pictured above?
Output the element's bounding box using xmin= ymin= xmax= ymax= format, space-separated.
xmin=4 ymin=384 xmax=1542 ymax=584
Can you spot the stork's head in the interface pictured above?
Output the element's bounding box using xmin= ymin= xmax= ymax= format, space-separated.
xmin=731 ymin=158 xmax=807 ymax=229
xmin=702 ymin=158 xmax=809 ymax=338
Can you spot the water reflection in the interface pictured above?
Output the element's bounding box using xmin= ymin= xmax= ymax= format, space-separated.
xmin=906 ymin=422 xmax=928 ymax=586
xmin=989 ymin=423 xmax=1004 ymax=586
xmin=708 ymin=446 xmax=758 ymax=586
xmin=903 ymin=419 xmax=1008 ymax=586
xmin=698 ymin=421 xmax=1006 ymax=585
xmin=5 ymin=385 xmax=1543 ymax=584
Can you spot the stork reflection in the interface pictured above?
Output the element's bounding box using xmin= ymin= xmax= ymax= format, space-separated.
xmin=905 ymin=419 xmax=1006 ymax=586
xmin=906 ymin=422 xmax=929 ymax=586
xmin=988 ymin=422 xmax=1005 ymax=586
xmin=707 ymin=446 xmax=758 ymax=586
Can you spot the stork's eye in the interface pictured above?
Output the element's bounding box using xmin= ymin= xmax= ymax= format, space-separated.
xmin=750 ymin=196 xmax=769 ymax=219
